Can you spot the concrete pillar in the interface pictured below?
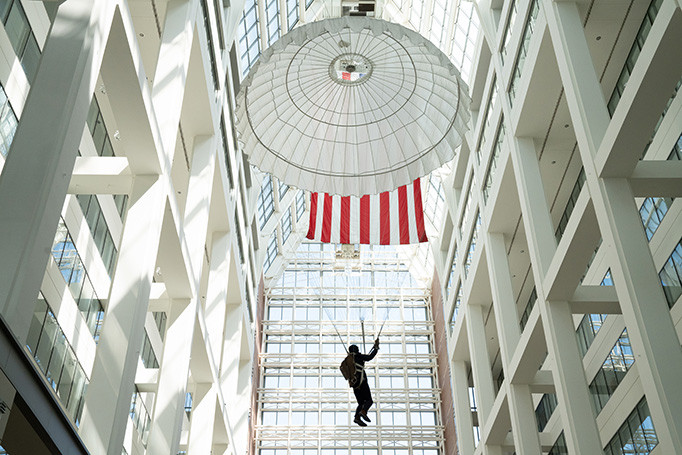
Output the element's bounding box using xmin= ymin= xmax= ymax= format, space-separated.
xmin=147 ymin=134 xmax=215 ymax=455
xmin=79 ymin=175 xmax=166 ymax=455
xmin=0 ymin=0 xmax=116 ymax=342
xmin=452 ymin=360 xmax=476 ymax=455
xmin=509 ymin=137 xmax=601 ymax=453
xmin=544 ymin=1 xmax=682 ymax=450
xmin=188 ymin=383 xmax=217 ymax=455
xmin=465 ymin=305 xmax=496 ymax=427
xmin=485 ymin=233 xmax=542 ymax=455
xmin=205 ymin=232 xmax=231 ymax=367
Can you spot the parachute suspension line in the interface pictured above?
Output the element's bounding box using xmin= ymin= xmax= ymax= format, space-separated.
xmin=376 ymin=306 xmax=390 ymax=338
xmin=361 ymin=319 xmax=366 ymax=353
xmin=324 ymin=307 xmax=349 ymax=354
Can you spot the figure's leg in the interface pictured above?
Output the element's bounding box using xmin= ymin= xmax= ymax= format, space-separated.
xmin=353 ymin=386 xmax=367 ymax=426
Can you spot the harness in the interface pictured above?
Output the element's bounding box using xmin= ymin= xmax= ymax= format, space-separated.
xmin=353 ymin=356 xmax=366 ymax=387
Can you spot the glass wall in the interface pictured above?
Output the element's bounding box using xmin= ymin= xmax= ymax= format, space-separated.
xmin=258 ymin=243 xmax=443 ymax=454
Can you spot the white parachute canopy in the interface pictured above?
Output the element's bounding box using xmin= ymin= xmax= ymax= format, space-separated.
xmin=235 ymin=17 xmax=470 ymax=196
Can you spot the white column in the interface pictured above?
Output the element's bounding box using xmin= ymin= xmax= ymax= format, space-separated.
xmin=188 ymin=383 xmax=218 ymax=454
xmin=79 ymin=175 xmax=166 ymax=455
xmin=205 ymin=232 xmax=231 ymax=367
xmin=509 ymin=136 xmax=601 ymax=453
xmin=465 ymin=305 xmax=496 ymax=430
xmin=485 ymin=233 xmax=542 ymax=455
xmin=147 ymin=134 xmax=216 ymax=455
xmin=152 ymin=0 xmax=198 ymax=162
xmin=544 ymin=1 xmax=682 ymax=450
xmin=452 ymin=360 xmax=476 ymax=455
xmin=0 ymin=0 xmax=116 ymax=342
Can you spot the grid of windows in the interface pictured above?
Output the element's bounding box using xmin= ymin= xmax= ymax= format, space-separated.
xmin=140 ymin=329 xmax=159 ymax=368
xmin=85 ymin=98 xmax=116 ymax=157
xmin=50 ymin=218 xmax=105 ymax=340
xmin=589 ymin=329 xmax=635 ymax=414
xmin=659 ymin=238 xmax=682 ymax=308
xmin=0 ymin=0 xmax=41 ymax=82
xmin=508 ymin=0 xmax=540 ymax=102
xmin=258 ymin=243 xmax=442 ymax=453
xmin=238 ymin=0 xmax=261 ymax=76
xmin=478 ymin=77 xmax=499 ymax=153
xmin=0 ymin=82 xmax=17 ymax=158
xmin=604 ymin=398 xmax=658 ymax=455
xmin=265 ymin=0 xmax=280 ymax=46
xmin=449 ymin=283 xmax=461 ymax=335
xmin=409 ymin=0 xmax=423 ymax=30
xmin=286 ymin=0 xmax=298 ymax=30
xmin=445 ymin=247 xmax=457 ymax=298
xmin=130 ymin=388 xmax=152 ymax=446
xmin=258 ymin=175 xmax=275 ymax=229
xmin=548 ymin=433 xmax=567 ymax=455
xmin=429 ymin=0 xmax=450 ymax=49
xmin=450 ymin=0 xmax=479 ymax=82
xmin=607 ymin=0 xmax=664 ymax=116
xmin=278 ymin=179 xmax=289 ymax=199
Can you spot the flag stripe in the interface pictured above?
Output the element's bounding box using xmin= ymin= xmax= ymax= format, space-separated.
xmin=398 ymin=185 xmax=409 ymax=244
xmin=306 ymin=192 xmax=318 ymax=240
xmin=360 ymin=195 xmax=370 ymax=244
xmin=413 ymin=178 xmax=427 ymax=242
xmin=380 ymin=192 xmax=391 ymax=245
xmin=340 ymin=196 xmax=351 ymax=244
xmin=321 ymin=193 xmax=333 ymax=243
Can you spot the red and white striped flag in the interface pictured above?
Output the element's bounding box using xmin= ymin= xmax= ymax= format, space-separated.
xmin=306 ymin=178 xmax=428 ymax=245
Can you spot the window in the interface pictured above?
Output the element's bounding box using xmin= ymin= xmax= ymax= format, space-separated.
xmin=286 ymin=0 xmax=298 ymax=30
xmin=500 ymin=0 xmax=518 ymax=63
xmin=482 ymin=119 xmax=506 ymax=203
xmin=258 ymin=175 xmax=275 ymax=229
xmin=449 ymin=283 xmax=462 ymax=335
xmin=556 ymin=168 xmax=586 ymax=242
xmin=604 ymin=398 xmax=658 ymax=455
xmin=409 ymin=0 xmax=423 ymax=30
xmin=519 ymin=287 xmax=537 ymax=332
xmin=607 ymin=0 xmax=664 ymax=115
xmin=26 ymin=295 xmax=89 ymax=426
xmin=130 ymin=389 xmax=151 ymax=446
xmin=140 ymin=330 xmax=159 ymax=368
xmin=50 ymin=218 xmax=104 ymax=339
xmin=424 ymin=174 xmax=446 ymax=230
xmin=86 ymin=98 xmax=116 ymax=157
xmin=589 ymin=329 xmax=635 ymax=414
xmin=153 ymin=312 xmax=167 ymax=341
xmin=450 ymin=0 xmax=479 ymax=82
xmin=429 ymin=0 xmax=450 ymax=48
xmin=548 ymin=432 xmax=567 ymax=455
xmin=639 ymin=197 xmax=673 ymax=241
xmin=296 ymin=190 xmax=306 ymax=220
xmin=0 ymin=82 xmax=17 ymax=158
xmin=535 ymin=393 xmax=557 ymax=432
xmin=237 ymin=0 xmax=261 ymax=76
xmin=576 ymin=313 xmax=606 ymax=357
xmin=1 ymin=0 xmax=41 ymax=81
xmin=508 ymin=0 xmax=540 ymax=103
xmin=659 ymin=239 xmax=682 ymax=307
xmin=77 ymin=194 xmax=119 ymax=277
xmin=464 ymin=213 xmax=481 ymax=277
xmin=264 ymin=0 xmax=280 ymax=46
xmin=446 ymin=246 xmax=458 ymax=298
xmin=478 ymin=77 xmax=499 ymax=153
xmin=264 ymin=231 xmax=278 ymax=272
xmin=281 ymin=208 xmax=293 ymax=244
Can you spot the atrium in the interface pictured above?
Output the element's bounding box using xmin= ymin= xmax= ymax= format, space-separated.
xmin=0 ymin=0 xmax=680 ymax=455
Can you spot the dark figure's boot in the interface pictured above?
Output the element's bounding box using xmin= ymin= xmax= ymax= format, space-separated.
xmin=360 ymin=410 xmax=371 ymax=422
xmin=354 ymin=414 xmax=367 ymax=426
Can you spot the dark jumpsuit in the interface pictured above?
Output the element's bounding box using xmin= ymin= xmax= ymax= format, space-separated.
xmin=352 ymin=346 xmax=379 ymax=418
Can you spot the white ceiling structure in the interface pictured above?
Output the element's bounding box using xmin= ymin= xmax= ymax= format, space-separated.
xmin=236 ymin=16 xmax=470 ymax=196
xmin=239 ymin=0 xmax=481 ymax=284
